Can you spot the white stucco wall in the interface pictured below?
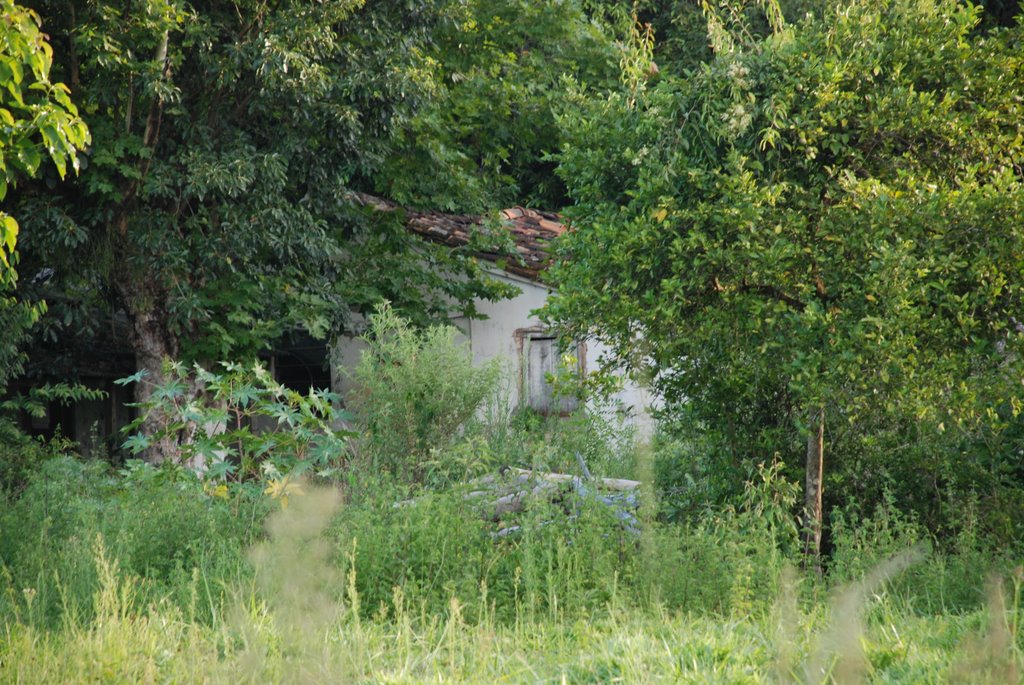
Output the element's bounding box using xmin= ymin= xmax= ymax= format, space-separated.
xmin=466 ymin=269 xmax=656 ymax=439
xmin=333 ymin=267 xmax=657 ymax=440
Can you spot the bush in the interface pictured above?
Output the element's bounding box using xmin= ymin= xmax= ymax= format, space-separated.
xmin=348 ymin=303 xmax=502 ymax=485
xmin=829 ymin=493 xmax=928 ymax=585
xmin=124 ymin=360 xmax=350 ymax=482
xmin=0 ymin=419 xmax=73 ymax=498
xmin=473 ymin=401 xmax=639 ymax=482
xmin=650 ymin=429 xmax=742 ymax=524
xmin=645 ymin=460 xmax=801 ymax=614
xmin=829 ymin=493 xmax=1017 ymax=615
xmin=329 ymin=473 xmax=640 ymax=622
xmin=0 ymin=457 xmax=265 ymax=628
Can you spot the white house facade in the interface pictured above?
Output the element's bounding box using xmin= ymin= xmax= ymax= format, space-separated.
xmin=332 ymin=199 xmax=657 ymax=439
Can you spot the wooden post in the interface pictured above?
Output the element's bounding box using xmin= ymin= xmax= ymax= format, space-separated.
xmin=803 ymin=407 xmax=825 ymax=571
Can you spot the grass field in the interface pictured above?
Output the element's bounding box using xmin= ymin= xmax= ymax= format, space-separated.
xmin=3 ymin=588 xmax=1017 ymax=684
xmin=1 ymin=473 xmax=1020 ymax=684
xmin=2 ymin=550 xmax=1020 ymax=683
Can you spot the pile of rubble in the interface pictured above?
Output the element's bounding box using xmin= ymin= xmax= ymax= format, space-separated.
xmin=396 ymin=456 xmax=642 ymax=538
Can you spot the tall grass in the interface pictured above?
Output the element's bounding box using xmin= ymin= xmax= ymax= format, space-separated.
xmin=0 ymin=456 xmax=264 ymax=630
xmin=1 ymin=480 xmax=1021 ymax=684
xmin=1 ymin=442 xmax=1021 ymax=682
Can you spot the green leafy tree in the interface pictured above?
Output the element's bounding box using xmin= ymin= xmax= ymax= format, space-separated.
xmin=380 ymin=0 xmax=621 ymax=210
xmin=10 ymin=0 xmax=528 ymax=462
xmin=0 ymin=0 xmax=89 ymax=388
xmin=548 ymin=0 xmax=1024 ymax=560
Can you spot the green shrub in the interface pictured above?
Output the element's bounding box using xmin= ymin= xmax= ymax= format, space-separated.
xmin=123 ymin=360 xmax=351 ymax=482
xmin=829 ymin=493 xmax=928 ymax=585
xmin=645 ymin=459 xmax=801 ymax=614
xmin=829 ymin=493 xmax=1018 ymax=615
xmin=0 ymin=383 xmax=107 ymax=496
xmin=474 ymin=402 xmax=639 ymax=482
xmin=0 ymin=419 xmax=73 ymax=498
xmin=348 ymin=303 xmax=502 ymax=485
xmin=651 ymin=429 xmax=745 ymax=524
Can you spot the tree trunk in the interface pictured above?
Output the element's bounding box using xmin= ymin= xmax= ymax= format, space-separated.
xmin=803 ymin=406 xmax=825 ymax=570
xmin=115 ymin=273 xmax=186 ymax=465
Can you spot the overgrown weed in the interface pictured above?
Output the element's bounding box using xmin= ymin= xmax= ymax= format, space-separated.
xmin=1 ymin=475 xmax=1022 ymax=683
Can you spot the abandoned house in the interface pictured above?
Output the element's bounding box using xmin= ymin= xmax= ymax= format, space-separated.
xmin=333 ymin=194 xmax=656 ymax=437
xmin=17 ymin=197 xmax=655 ymax=453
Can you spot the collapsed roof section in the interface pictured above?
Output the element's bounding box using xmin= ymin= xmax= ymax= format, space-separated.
xmin=347 ymin=192 xmax=566 ymax=280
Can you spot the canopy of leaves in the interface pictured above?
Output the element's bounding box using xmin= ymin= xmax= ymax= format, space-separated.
xmin=548 ymin=0 xmax=1024 ymax=530
xmin=12 ymin=0 xmax=554 ymax=371
xmin=1 ymin=0 xmax=89 ymax=258
xmin=380 ymin=0 xmax=621 ymax=211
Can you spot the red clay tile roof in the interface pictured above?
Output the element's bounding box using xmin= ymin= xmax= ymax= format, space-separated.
xmin=348 ymin=192 xmax=566 ymax=280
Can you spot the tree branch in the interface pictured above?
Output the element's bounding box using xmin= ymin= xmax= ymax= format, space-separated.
xmin=114 ymin=32 xmax=172 ymax=238
xmin=712 ymin=276 xmax=808 ymax=312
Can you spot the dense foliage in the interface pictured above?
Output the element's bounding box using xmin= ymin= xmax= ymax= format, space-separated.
xmin=3 ymin=0 xmax=1020 ymax=549
xmin=548 ymin=0 xmax=1024 ymax=550
xmin=347 ymin=303 xmax=503 ymax=485
xmin=0 ymin=0 xmax=89 ymax=390
xmin=1 ymin=2 xmax=1023 ymax=680
xmin=382 ymin=0 xmax=621 ymax=210
xmin=1 ymin=296 xmax=1022 ymax=681
xmin=0 ymin=384 xmax=1019 ymax=682
xmin=11 ymin=0 xmax=609 ymax=459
